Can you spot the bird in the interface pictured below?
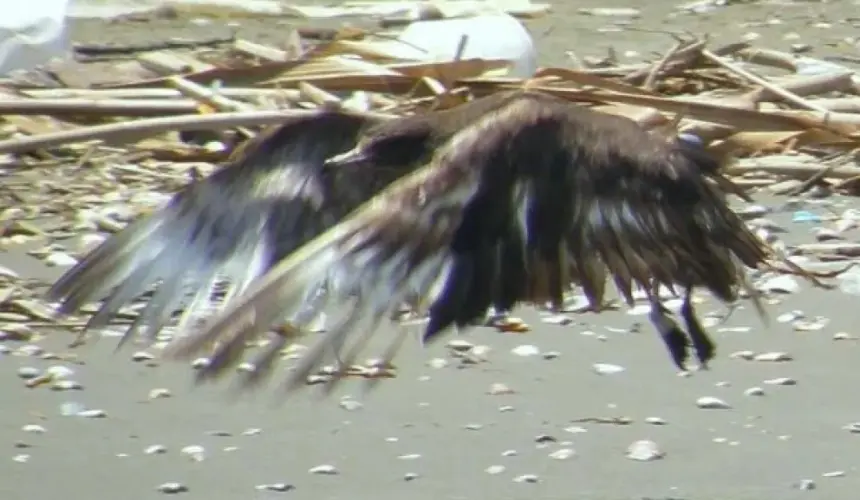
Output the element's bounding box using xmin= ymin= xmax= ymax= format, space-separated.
xmin=165 ymin=91 xmax=792 ymax=397
xmin=44 ymin=91 xmax=559 ymax=352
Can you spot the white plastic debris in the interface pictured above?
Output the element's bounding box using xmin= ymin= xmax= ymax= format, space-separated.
xmin=0 ymin=0 xmax=70 ymax=76
xmin=393 ymin=14 xmax=537 ymax=78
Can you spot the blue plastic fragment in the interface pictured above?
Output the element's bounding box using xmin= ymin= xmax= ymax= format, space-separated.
xmin=677 ymin=132 xmax=703 ymax=147
xmin=792 ymin=211 xmax=820 ymax=223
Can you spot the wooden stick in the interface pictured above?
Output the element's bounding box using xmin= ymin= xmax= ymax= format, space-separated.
xmin=168 ymin=77 xmax=254 ymax=112
xmin=24 ymin=88 xmax=304 ymax=101
xmin=643 ymin=40 xmax=686 ymax=90
xmin=0 ymin=110 xmax=397 ymax=155
xmin=233 ymin=39 xmax=288 ymax=62
xmin=0 ymin=98 xmax=200 ymax=116
xmin=701 ymin=49 xmax=831 ymax=113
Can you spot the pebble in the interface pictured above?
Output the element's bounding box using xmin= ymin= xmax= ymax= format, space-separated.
xmin=764 ymin=377 xmax=797 ymax=386
xmin=180 ymin=445 xmax=205 ymax=462
xmin=842 ymin=422 xmax=860 ymax=433
xmin=77 ymin=409 xmax=107 ymax=418
xmin=501 ymin=449 xmax=518 ymax=457
xmin=744 ymin=387 xmax=766 ymax=397
xmin=132 ymin=351 xmax=155 ymax=362
xmin=15 ymin=344 xmax=42 ymax=357
xmin=729 ymin=350 xmax=756 ymax=360
xmin=470 ymin=345 xmax=492 ymax=360
xmin=398 ymin=453 xmax=421 ymax=460
xmin=644 ymin=417 xmax=667 ymax=425
xmin=592 ymin=363 xmax=625 ymax=375
xmin=823 ymin=471 xmax=846 ymax=478
xmin=190 ymin=357 xmax=210 ymax=369
xmin=737 ymin=204 xmax=770 ymax=219
xmin=21 ymin=424 xmax=46 ymax=434
xmin=308 ymin=464 xmax=339 ymax=475
xmin=464 ymin=423 xmax=484 ymax=431
xmin=626 ymin=440 xmax=665 ymax=461
xmin=542 ymin=314 xmax=572 ymax=325
xmin=51 ymin=380 xmax=83 ymax=391
xmin=426 ymin=358 xmax=448 ymax=369
xmin=759 ymin=275 xmax=800 ymax=294
xmin=513 ymin=474 xmax=540 ymax=483
xmin=403 ymin=473 xmax=419 ymax=481
xmin=564 ymin=426 xmax=588 ymax=434
xmin=696 ymin=396 xmax=732 ymax=409
xmin=754 ymin=352 xmax=793 ymax=362
xmin=795 ymin=479 xmax=816 ymax=490
xmin=45 ymin=252 xmax=77 ymax=267
xmin=535 ymin=434 xmax=557 ymax=443
xmin=486 ymin=465 xmax=505 ymax=474
xmin=157 ymin=482 xmax=188 ymax=494
xmin=242 ymin=428 xmax=262 ymax=436
xmin=60 ymin=402 xmax=86 ymax=416
xmin=338 ymin=398 xmax=363 ymax=411
xmin=548 ymin=448 xmax=576 ymax=460
xmin=579 ymin=7 xmax=640 ymax=16
xmin=777 ymin=310 xmax=804 ymax=323
xmin=13 ymin=454 xmax=30 ymax=463
xmin=542 ymin=351 xmax=561 ymax=360
xmin=17 ymin=367 xmax=40 ymax=380
xmin=487 ymin=382 xmax=515 ymax=395
xmin=149 ymin=388 xmax=172 ymax=399
xmin=814 ymin=227 xmax=841 ymax=241
xmin=510 ymin=345 xmax=540 ymax=357
xmin=45 ymin=365 xmax=74 ymax=379
xmin=144 ymin=445 xmax=167 ymax=455
xmin=446 ymin=340 xmax=474 ymax=352
xmin=306 ymin=375 xmax=329 ymax=385
xmin=255 ymin=483 xmax=295 ymax=492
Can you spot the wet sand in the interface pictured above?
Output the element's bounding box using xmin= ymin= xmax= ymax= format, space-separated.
xmin=5 ymin=2 xmax=860 ymax=499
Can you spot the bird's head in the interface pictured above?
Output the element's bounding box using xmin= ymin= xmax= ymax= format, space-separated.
xmin=324 ymin=122 xmax=434 ymax=171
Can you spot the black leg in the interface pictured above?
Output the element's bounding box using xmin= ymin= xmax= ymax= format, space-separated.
xmin=648 ymin=296 xmax=690 ymax=371
xmin=680 ymin=288 xmax=717 ymax=369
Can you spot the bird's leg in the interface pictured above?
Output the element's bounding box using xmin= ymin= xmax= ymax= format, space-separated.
xmin=716 ymin=301 xmax=740 ymax=325
xmin=289 ymin=283 xmax=352 ymax=378
xmin=647 ymin=295 xmax=691 ymax=371
xmin=679 ymin=288 xmax=716 ymax=370
xmin=329 ymin=335 xmax=348 ymax=377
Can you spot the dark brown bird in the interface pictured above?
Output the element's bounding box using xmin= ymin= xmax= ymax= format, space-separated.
xmin=45 ymin=92 xmax=549 ymax=350
xmin=166 ymin=92 xmax=782 ymax=395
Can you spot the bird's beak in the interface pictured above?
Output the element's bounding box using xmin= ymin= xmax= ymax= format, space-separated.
xmin=324 ymin=148 xmax=369 ymax=168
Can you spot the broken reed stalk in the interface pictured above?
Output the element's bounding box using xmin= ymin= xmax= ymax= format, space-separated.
xmin=167 ymin=77 xmax=255 ymax=113
xmin=701 ymin=49 xmax=831 ymax=114
xmin=643 ymin=40 xmax=687 ymax=90
xmin=0 ymin=98 xmax=200 ymax=116
xmin=168 ymin=76 xmax=257 ymax=139
xmin=24 ymin=88 xmax=304 ymax=101
xmin=726 ymin=159 xmax=860 ymax=179
xmin=0 ymin=109 xmax=397 ymax=155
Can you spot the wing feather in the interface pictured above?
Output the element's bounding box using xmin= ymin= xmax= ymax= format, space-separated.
xmin=165 ymin=123 xmax=493 ymax=391
xmin=46 ymin=110 xmax=383 ymax=346
xmin=166 ymin=94 xmax=778 ymax=395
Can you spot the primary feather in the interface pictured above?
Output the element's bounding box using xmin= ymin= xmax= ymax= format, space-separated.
xmin=167 ymin=93 xmax=777 ymax=395
xmin=46 ymin=110 xmax=384 ymax=348
xmin=46 ymin=92 xmax=546 ymax=348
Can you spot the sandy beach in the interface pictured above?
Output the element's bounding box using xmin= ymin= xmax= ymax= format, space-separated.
xmin=5 ymin=1 xmax=860 ymax=499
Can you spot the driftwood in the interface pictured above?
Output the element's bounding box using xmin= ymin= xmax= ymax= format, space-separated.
xmin=1 ymin=32 xmax=860 ymax=194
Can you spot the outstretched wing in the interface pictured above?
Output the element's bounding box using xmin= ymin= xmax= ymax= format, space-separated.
xmin=166 ymin=99 xmax=531 ymax=393
xmin=46 ymin=110 xmax=385 ymax=348
xmin=166 ymin=96 xmax=774 ymax=395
